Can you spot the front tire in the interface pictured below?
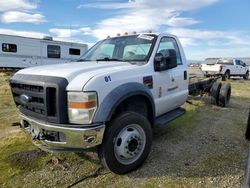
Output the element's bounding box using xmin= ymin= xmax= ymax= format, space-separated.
xmin=98 ymin=112 xmax=152 ymax=174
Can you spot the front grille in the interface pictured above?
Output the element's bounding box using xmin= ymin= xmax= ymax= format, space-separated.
xmin=10 ymin=74 xmax=68 ymax=124
xmin=11 ymin=83 xmax=46 ymax=116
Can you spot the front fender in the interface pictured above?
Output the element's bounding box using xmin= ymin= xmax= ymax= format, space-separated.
xmin=93 ymin=82 xmax=155 ymax=123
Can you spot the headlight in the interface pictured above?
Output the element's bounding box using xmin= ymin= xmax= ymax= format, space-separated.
xmin=67 ymin=92 xmax=98 ymax=124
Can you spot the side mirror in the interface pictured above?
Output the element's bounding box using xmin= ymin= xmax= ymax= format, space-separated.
xmin=154 ymin=49 xmax=178 ymax=72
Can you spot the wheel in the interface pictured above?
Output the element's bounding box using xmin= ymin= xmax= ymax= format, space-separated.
xmin=243 ymin=71 xmax=249 ymax=80
xmin=98 ymin=112 xmax=152 ymax=174
xmin=210 ymin=82 xmax=222 ymax=105
xmin=204 ymin=74 xmax=210 ymax=78
xmin=224 ymin=71 xmax=230 ymax=80
xmin=218 ymin=83 xmax=231 ymax=107
xmin=221 ymin=75 xmax=226 ymax=81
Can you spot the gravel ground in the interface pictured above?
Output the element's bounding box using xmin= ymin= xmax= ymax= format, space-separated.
xmin=77 ymin=93 xmax=249 ymax=188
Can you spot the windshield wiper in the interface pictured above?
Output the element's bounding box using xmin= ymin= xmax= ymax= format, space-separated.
xmin=96 ymin=57 xmax=124 ymax=61
xmin=77 ymin=59 xmax=95 ymax=62
xmin=77 ymin=59 xmax=85 ymax=62
xmin=78 ymin=57 xmax=128 ymax=62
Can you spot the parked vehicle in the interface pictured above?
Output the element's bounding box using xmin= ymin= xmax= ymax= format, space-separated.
xmin=10 ymin=33 xmax=231 ymax=174
xmin=201 ymin=58 xmax=249 ymax=80
xmin=188 ymin=62 xmax=201 ymax=67
xmin=0 ymin=34 xmax=88 ymax=68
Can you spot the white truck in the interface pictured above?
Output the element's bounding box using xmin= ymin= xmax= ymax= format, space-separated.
xmin=10 ymin=33 xmax=231 ymax=174
xmin=201 ymin=58 xmax=249 ymax=80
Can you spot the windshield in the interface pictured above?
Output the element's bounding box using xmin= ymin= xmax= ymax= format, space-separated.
xmin=80 ymin=34 xmax=156 ymax=63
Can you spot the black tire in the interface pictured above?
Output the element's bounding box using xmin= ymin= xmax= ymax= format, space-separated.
xmin=204 ymin=74 xmax=210 ymax=78
xmin=98 ymin=112 xmax=152 ymax=174
xmin=221 ymin=75 xmax=226 ymax=81
xmin=218 ymin=83 xmax=231 ymax=107
xmin=210 ymin=82 xmax=222 ymax=105
xmin=243 ymin=71 xmax=249 ymax=80
xmin=224 ymin=70 xmax=230 ymax=80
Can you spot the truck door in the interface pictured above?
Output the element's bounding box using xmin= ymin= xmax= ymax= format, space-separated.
xmin=235 ymin=60 xmax=242 ymax=75
xmin=152 ymin=37 xmax=188 ymax=116
xmin=240 ymin=60 xmax=247 ymax=75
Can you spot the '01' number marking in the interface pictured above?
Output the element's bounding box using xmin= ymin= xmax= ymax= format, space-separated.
xmin=104 ymin=76 xmax=111 ymax=82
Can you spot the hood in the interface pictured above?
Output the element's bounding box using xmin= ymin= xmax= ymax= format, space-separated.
xmin=17 ymin=61 xmax=134 ymax=82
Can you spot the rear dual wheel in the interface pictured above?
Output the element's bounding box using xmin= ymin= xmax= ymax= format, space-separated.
xmin=210 ymin=82 xmax=231 ymax=107
xmin=218 ymin=83 xmax=231 ymax=107
xmin=210 ymin=82 xmax=221 ymax=105
xmin=98 ymin=112 xmax=152 ymax=174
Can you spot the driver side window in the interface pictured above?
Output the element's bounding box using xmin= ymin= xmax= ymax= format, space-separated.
xmin=157 ymin=37 xmax=182 ymax=65
xmin=240 ymin=60 xmax=246 ymax=67
xmin=235 ymin=60 xmax=241 ymax=66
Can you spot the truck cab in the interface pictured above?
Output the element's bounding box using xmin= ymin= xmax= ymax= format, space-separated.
xmin=10 ymin=33 xmax=188 ymax=174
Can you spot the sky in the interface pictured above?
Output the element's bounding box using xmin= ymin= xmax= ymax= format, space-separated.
xmin=0 ymin=0 xmax=250 ymax=60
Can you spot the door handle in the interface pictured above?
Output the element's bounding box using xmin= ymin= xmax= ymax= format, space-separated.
xmin=184 ymin=71 xmax=187 ymax=80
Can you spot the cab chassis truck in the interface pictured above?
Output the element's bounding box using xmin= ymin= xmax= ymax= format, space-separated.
xmin=9 ymin=33 xmax=231 ymax=174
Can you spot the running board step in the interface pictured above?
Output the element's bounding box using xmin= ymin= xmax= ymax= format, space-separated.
xmin=155 ymin=107 xmax=186 ymax=126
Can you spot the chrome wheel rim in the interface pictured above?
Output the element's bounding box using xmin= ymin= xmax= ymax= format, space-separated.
xmin=114 ymin=124 xmax=146 ymax=165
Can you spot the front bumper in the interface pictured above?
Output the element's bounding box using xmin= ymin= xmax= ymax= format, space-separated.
xmin=20 ymin=114 xmax=105 ymax=152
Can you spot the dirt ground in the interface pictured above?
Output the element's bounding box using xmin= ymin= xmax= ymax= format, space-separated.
xmin=0 ymin=70 xmax=250 ymax=188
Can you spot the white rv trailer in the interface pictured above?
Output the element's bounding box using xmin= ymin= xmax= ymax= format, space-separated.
xmin=0 ymin=34 xmax=88 ymax=68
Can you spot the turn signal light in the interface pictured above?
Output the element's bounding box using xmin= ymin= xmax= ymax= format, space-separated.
xmin=69 ymin=101 xmax=97 ymax=109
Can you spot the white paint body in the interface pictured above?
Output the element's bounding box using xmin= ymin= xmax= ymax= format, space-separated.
xmin=17 ymin=33 xmax=189 ymax=118
xmin=0 ymin=34 xmax=88 ymax=68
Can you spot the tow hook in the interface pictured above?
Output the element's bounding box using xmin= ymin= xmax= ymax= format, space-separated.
xmin=84 ymin=135 xmax=96 ymax=144
xmin=31 ymin=131 xmax=45 ymax=141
